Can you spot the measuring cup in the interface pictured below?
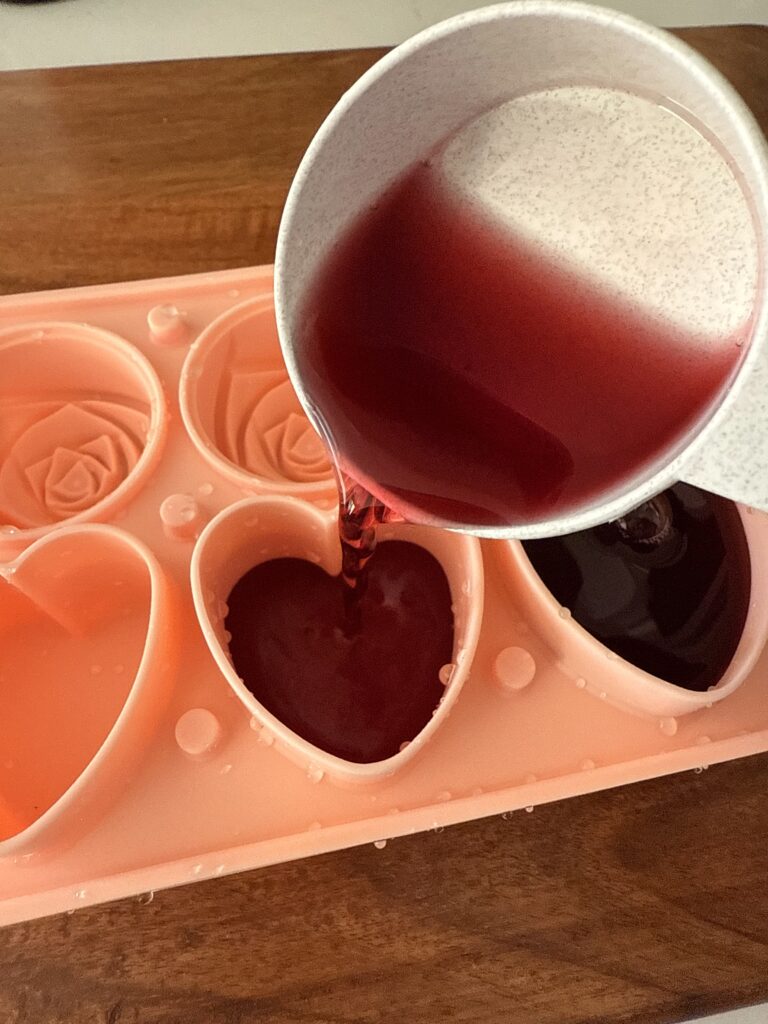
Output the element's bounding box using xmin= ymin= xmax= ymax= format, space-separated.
xmin=275 ymin=1 xmax=768 ymax=539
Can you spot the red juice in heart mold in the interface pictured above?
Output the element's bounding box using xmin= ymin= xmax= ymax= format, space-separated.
xmin=225 ymin=541 xmax=453 ymax=763
xmin=299 ymin=160 xmax=745 ymax=528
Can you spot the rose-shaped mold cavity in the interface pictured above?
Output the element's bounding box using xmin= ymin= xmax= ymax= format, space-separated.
xmin=496 ymin=505 xmax=768 ymax=720
xmin=191 ymin=497 xmax=483 ymax=785
xmin=179 ymin=297 xmax=335 ymax=498
xmin=0 ymin=323 xmax=166 ymax=556
xmin=0 ymin=525 xmax=174 ymax=856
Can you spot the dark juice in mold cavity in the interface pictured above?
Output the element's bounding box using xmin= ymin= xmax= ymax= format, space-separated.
xmin=225 ymin=540 xmax=454 ymax=762
xmin=522 ymin=484 xmax=751 ymax=691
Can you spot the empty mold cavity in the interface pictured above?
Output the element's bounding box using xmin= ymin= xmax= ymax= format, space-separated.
xmin=0 ymin=526 xmax=172 ymax=853
xmin=180 ymin=298 xmax=335 ymax=497
xmin=0 ymin=323 xmax=165 ymax=548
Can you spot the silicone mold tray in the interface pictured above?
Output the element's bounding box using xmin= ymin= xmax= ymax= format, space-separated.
xmin=2 ymin=264 xmax=768 ymax=928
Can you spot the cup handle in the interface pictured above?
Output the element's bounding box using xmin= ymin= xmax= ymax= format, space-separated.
xmin=679 ymin=351 xmax=768 ymax=511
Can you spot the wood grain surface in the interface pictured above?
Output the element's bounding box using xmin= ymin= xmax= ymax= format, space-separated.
xmin=1 ymin=25 xmax=767 ymax=1024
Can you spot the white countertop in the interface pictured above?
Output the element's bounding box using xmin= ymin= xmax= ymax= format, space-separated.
xmin=0 ymin=0 xmax=767 ymax=72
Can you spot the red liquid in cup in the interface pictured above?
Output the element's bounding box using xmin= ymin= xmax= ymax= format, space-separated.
xmin=300 ymin=162 xmax=743 ymax=528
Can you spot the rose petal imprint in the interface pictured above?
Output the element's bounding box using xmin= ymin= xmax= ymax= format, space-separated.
xmin=0 ymin=400 xmax=150 ymax=527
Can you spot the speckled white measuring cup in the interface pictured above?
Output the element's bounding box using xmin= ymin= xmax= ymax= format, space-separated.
xmin=275 ymin=1 xmax=768 ymax=539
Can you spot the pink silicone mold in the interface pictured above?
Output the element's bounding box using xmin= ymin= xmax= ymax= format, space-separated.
xmin=0 ymin=322 xmax=166 ymax=555
xmin=179 ymin=297 xmax=335 ymax=499
xmin=0 ymin=525 xmax=174 ymax=857
xmin=2 ymin=264 xmax=768 ymax=928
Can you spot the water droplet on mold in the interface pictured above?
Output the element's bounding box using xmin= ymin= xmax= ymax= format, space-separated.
xmin=373 ymin=839 xmax=388 ymax=850
xmin=437 ymin=790 xmax=452 ymax=802
xmin=74 ymin=889 xmax=87 ymax=900
xmin=160 ymin=493 xmax=202 ymax=538
xmin=192 ymin=864 xmax=203 ymax=876
xmin=599 ymin=691 xmax=608 ymax=700
xmin=558 ymin=606 xmax=571 ymax=619
xmin=659 ymin=717 xmax=678 ymax=737
xmin=523 ymin=772 xmax=538 ymax=785
xmin=493 ymin=646 xmax=536 ymax=691
xmin=438 ymin=663 xmax=455 ymax=686
xmin=307 ymin=765 xmax=324 ymax=784
xmin=148 ymin=303 xmax=189 ymax=346
xmin=501 ymin=811 xmax=514 ymax=820
xmin=575 ymin=677 xmax=587 ymax=689
xmin=580 ymin=758 xmax=596 ymax=771
xmin=525 ymin=805 xmax=535 ymax=813
xmin=220 ymin=763 xmax=233 ymax=775
xmin=137 ymin=891 xmax=155 ymax=906
xmin=461 ymin=579 xmax=471 ymax=596
xmin=307 ymin=821 xmax=322 ymax=832
xmin=0 ymin=525 xmax=19 ymax=535
xmin=215 ymin=865 xmax=226 ymax=876
xmin=176 ymin=708 xmax=222 ymax=759
xmin=696 ymin=735 xmax=712 ymax=745
xmin=399 ymin=740 xmax=411 ymax=752
xmin=197 ymin=482 xmax=214 ymax=497
xmin=431 ymin=824 xmax=445 ymax=834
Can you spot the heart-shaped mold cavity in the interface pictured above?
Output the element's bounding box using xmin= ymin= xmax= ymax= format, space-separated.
xmin=0 ymin=526 xmax=173 ymax=855
xmin=226 ymin=542 xmax=456 ymax=764
xmin=0 ymin=323 xmax=166 ymax=556
xmin=179 ymin=297 xmax=335 ymax=499
xmin=191 ymin=497 xmax=483 ymax=784
xmin=497 ymin=488 xmax=768 ymax=719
